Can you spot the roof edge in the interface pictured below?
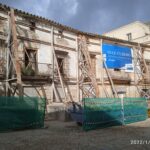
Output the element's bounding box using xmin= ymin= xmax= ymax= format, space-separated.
xmin=0 ymin=3 xmax=150 ymax=49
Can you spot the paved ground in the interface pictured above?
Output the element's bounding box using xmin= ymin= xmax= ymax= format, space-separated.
xmin=0 ymin=119 xmax=150 ymax=150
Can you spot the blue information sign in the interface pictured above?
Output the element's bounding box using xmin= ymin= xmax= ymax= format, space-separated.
xmin=102 ymin=43 xmax=133 ymax=71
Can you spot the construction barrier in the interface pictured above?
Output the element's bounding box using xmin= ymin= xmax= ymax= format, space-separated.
xmin=123 ymin=97 xmax=147 ymax=124
xmin=83 ymin=97 xmax=148 ymax=131
xmin=0 ymin=96 xmax=46 ymax=132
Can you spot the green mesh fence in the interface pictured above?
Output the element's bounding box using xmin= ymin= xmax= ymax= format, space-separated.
xmin=0 ymin=96 xmax=46 ymax=132
xmin=83 ymin=97 xmax=148 ymax=131
xmin=124 ymin=97 xmax=148 ymax=124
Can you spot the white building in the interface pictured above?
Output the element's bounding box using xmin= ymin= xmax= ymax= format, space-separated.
xmin=104 ymin=21 xmax=150 ymax=44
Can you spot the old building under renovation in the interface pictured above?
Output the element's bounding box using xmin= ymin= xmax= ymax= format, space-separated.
xmin=0 ymin=4 xmax=150 ymax=114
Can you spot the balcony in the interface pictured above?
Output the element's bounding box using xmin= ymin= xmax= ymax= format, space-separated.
xmin=19 ymin=60 xmax=70 ymax=83
xmin=0 ymin=58 xmax=70 ymax=83
xmin=19 ymin=60 xmax=52 ymax=83
xmin=104 ymin=69 xmax=131 ymax=84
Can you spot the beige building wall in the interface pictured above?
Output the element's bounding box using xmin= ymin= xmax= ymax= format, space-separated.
xmin=104 ymin=21 xmax=150 ymax=44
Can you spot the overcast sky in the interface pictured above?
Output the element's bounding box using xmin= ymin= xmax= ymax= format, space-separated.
xmin=0 ymin=0 xmax=150 ymax=34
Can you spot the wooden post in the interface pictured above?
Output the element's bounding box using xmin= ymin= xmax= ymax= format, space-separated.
xmin=10 ymin=8 xmax=23 ymax=97
xmin=6 ymin=44 xmax=9 ymax=96
xmin=6 ymin=17 xmax=10 ymax=96
xmin=51 ymin=26 xmax=67 ymax=102
xmin=51 ymin=26 xmax=54 ymax=102
xmin=100 ymin=39 xmax=117 ymax=98
xmin=132 ymin=46 xmax=138 ymax=97
xmin=100 ymin=39 xmax=109 ymax=97
xmin=5 ymin=33 xmax=10 ymax=96
xmin=76 ymin=36 xmax=80 ymax=101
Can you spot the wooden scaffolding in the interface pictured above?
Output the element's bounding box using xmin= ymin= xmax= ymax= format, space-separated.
xmin=1 ymin=8 xmax=150 ymax=103
xmin=77 ymin=35 xmax=99 ymax=99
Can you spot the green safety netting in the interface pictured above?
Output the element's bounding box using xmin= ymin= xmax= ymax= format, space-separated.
xmin=123 ymin=97 xmax=148 ymax=124
xmin=83 ymin=97 xmax=148 ymax=131
xmin=0 ymin=96 xmax=46 ymax=132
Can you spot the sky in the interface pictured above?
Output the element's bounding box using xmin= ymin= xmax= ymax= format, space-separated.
xmin=0 ymin=0 xmax=150 ymax=34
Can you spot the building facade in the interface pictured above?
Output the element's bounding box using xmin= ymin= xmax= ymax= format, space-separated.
xmin=104 ymin=21 xmax=150 ymax=44
xmin=0 ymin=4 xmax=150 ymax=112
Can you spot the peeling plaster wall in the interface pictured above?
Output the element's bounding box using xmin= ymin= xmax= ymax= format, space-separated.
xmin=38 ymin=45 xmax=52 ymax=75
xmin=68 ymin=51 xmax=77 ymax=78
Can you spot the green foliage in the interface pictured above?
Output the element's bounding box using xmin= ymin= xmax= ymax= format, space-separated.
xmin=21 ymin=65 xmax=35 ymax=76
